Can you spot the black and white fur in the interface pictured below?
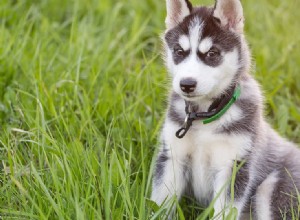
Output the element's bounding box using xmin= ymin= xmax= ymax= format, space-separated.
xmin=151 ymin=0 xmax=300 ymax=219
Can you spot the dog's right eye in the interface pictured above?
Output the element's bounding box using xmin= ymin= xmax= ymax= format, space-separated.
xmin=173 ymin=47 xmax=185 ymax=57
xmin=172 ymin=46 xmax=189 ymax=64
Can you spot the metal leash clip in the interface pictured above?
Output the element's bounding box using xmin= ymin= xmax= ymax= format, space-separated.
xmin=175 ymin=103 xmax=194 ymax=139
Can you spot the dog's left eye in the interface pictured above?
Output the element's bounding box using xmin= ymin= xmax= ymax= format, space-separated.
xmin=206 ymin=49 xmax=220 ymax=58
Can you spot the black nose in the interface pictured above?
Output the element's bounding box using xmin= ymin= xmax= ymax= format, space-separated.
xmin=180 ymin=78 xmax=197 ymax=93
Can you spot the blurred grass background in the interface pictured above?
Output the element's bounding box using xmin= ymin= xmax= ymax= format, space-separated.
xmin=0 ymin=0 xmax=299 ymax=219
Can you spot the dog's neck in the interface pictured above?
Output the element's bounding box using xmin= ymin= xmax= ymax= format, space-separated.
xmin=183 ymin=83 xmax=237 ymax=113
xmin=174 ymin=84 xmax=239 ymax=138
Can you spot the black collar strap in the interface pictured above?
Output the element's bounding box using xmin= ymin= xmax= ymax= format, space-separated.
xmin=175 ymin=85 xmax=241 ymax=138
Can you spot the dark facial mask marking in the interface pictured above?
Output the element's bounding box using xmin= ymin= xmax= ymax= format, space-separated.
xmin=165 ymin=7 xmax=242 ymax=67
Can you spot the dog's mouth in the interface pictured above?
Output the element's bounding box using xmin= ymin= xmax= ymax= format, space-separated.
xmin=183 ymin=94 xmax=198 ymax=98
xmin=181 ymin=93 xmax=203 ymax=101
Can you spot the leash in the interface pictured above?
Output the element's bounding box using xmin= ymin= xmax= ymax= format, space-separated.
xmin=175 ymin=85 xmax=241 ymax=139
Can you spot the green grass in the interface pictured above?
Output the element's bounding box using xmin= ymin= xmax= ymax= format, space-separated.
xmin=0 ymin=0 xmax=299 ymax=219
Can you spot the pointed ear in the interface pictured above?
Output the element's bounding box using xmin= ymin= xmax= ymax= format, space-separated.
xmin=166 ymin=0 xmax=192 ymax=30
xmin=213 ymin=0 xmax=244 ymax=33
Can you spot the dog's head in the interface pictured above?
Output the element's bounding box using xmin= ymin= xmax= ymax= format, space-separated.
xmin=164 ymin=0 xmax=248 ymax=101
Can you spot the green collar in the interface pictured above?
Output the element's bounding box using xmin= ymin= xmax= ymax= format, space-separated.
xmin=175 ymin=85 xmax=241 ymax=138
xmin=203 ymin=86 xmax=241 ymax=124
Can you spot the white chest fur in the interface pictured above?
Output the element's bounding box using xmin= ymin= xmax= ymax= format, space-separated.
xmin=162 ymin=115 xmax=252 ymax=203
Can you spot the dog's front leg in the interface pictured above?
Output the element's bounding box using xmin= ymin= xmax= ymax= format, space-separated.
xmin=212 ymin=165 xmax=232 ymax=219
xmin=151 ymin=149 xmax=187 ymax=217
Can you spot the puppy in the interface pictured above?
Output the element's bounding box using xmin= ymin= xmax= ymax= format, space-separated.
xmin=151 ymin=0 xmax=300 ymax=219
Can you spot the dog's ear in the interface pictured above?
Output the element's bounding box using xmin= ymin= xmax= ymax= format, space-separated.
xmin=213 ymin=0 xmax=244 ymax=33
xmin=166 ymin=0 xmax=192 ymax=30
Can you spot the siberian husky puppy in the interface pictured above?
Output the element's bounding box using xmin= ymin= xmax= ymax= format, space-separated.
xmin=150 ymin=0 xmax=300 ymax=219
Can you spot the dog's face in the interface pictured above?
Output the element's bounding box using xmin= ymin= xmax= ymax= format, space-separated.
xmin=164 ymin=0 xmax=245 ymax=101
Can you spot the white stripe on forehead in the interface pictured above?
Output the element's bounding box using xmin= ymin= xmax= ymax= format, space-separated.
xmin=199 ymin=37 xmax=213 ymax=54
xmin=178 ymin=35 xmax=190 ymax=51
xmin=189 ymin=18 xmax=204 ymax=52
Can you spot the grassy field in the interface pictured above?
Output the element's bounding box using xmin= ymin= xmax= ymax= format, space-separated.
xmin=0 ymin=0 xmax=300 ymax=219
